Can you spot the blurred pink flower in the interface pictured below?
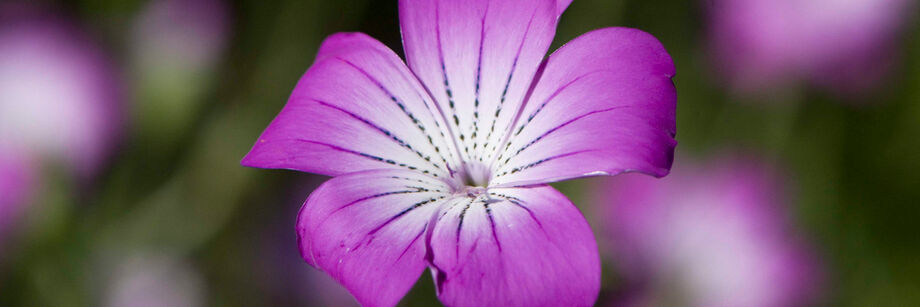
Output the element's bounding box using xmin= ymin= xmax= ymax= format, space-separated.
xmin=709 ymin=0 xmax=913 ymax=95
xmin=105 ymin=254 xmax=204 ymax=307
xmin=597 ymin=155 xmax=820 ymax=307
xmin=132 ymin=0 xmax=229 ymax=72
xmin=0 ymin=6 xmax=122 ymax=176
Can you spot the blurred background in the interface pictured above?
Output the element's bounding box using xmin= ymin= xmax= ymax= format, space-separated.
xmin=0 ymin=0 xmax=918 ymax=306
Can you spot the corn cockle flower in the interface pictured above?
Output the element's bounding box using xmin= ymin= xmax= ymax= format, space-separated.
xmin=0 ymin=7 xmax=122 ymax=176
xmin=597 ymin=155 xmax=819 ymax=307
xmin=242 ymin=0 xmax=676 ymax=306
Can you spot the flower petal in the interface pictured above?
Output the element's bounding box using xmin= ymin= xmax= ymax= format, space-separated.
xmin=241 ymin=33 xmax=460 ymax=178
xmin=399 ymin=0 xmax=558 ymax=163
xmin=556 ymin=0 xmax=573 ymax=16
xmin=297 ymin=169 xmax=452 ymax=307
xmin=427 ymin=185 xmax=600 ymax=307
xmin=491 ymin=27 xmax=677 ymax=187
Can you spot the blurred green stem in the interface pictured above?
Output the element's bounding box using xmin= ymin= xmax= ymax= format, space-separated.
xmin=766 ymin=92 xmax=803 ymax=165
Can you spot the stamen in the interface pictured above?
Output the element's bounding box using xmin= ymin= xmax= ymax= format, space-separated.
xmin=457 ymin=161 xmax=492 ymax=188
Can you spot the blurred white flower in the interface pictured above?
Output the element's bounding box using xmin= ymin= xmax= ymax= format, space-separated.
xmin=105 ymin=254 xmax=204 ymax=307
xmin=132 ymin=0 xmax=229 ymax=75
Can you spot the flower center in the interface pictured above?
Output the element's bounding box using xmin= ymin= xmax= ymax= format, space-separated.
xmin=454 ymin=161 xmax=492 ymax=191
xmin=463 ymin=186 xmax=487 ymax=198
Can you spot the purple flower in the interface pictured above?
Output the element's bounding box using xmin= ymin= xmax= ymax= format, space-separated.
xmin=0 ymin=6 xmax=122 ymax=176
xmin=597 ymin=155 xmax=820 ymax=307
xmin=242 ymin=1 xmax=676 ymax=306
xmin=709 ymin=0 xmax=913 ymax=94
